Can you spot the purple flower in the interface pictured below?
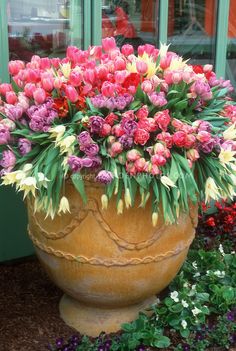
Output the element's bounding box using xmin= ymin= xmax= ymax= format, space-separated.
xmin=18 ymin=138 xmax=32 ymax=155
xmin=82 ymin=157 xmax=93 ymax=168
xmin=96 ymin=170 xmax=113 ymax=184
xmin=67 ymin=156 xmax=84 ymax=173
xmin=27 ymin=100 xmax=58 ymax=132
xmin=77 ymin=131 xmax=92 ymax=146
xmin=198 ymin=121 xmax=212 ymax=132
xmin=221 ymin=140 xmax=236 ymax=151
xmin=0 ymin=125 xmax=10 ymax=145
xmin=122 ymin=119 xmax=138 ymax=136
xmin=4 ymin=104 xmax=23 ymax=121
xmin=0 ymin=150 xmax=16 ymax=169
xmin=91 ymin=95 xmax=105 ymax=108
xmin=149 ymin=92 xmax=167 ymax=107
xmin=89 ymin=156 xmax=102 ymax=168
xmin=89 ymin=115 xmax=104 ymax=133
xmin=119 ymin=134 xmax=133 ymax=149
xmin=227 ymin=311 xmax=235 ymax=322
xmin=199 ymin=138 xmax=218 ymax=153
xmin=81 ymin=143 xmax=99 ymax=156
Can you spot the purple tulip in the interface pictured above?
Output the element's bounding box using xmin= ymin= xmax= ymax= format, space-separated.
xmin=122 ymin=119 xmax=138 ymax=136
xmin=4 ymin=104 xmax=23 ymax=121
xmin=82 ymin=157 xmax=93 ymax=168
xmin=77 ymin=131 xmax=92 ymax=146
xmin=89 ymin=115 xmax=104 ymax=133
xmin=96 ymin=170 xmax=113 ymax=184
xmin=0 ymin=125 xmax=10 ymax=145
xmin=18 ymin=138 xmax=32 ymax=155
xmin=67 ymin=156 xmax=84 ymax=172
xmin=0 ymin=150 xmax=16 ymax=169
xmin=119 ymin=134 xmax=133 ymax=149
xmin=82 ymin=143 xmax=99 ymax=156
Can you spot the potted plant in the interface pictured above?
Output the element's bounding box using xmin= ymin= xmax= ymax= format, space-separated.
xmin=0 ymin=37 xmax=235 ymax=336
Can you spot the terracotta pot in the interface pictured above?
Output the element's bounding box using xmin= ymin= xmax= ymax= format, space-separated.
xmin=27 ymin=181 xmax=198 ymax=336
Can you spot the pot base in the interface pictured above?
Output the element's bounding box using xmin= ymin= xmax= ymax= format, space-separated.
xmin=59 ymin=294 xmax=157 ymax=337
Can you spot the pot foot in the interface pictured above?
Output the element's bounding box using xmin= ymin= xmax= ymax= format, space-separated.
xmin=59 ymin=294 xmax=157 ymax=337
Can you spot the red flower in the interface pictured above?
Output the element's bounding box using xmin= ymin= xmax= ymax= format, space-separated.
xmin=206 ymin=217 xmax=216 ymax=227
xmin=123 ymin=73 xmax=140 ymax=90
xmin=134 ymin=128 xmax=150 ymax=145
xmin=52 ymin=97 xmax=69 ymax=118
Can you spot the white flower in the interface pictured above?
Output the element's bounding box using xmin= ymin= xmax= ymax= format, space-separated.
xmin=192 ymin=261 xmax=198 ymax=270
xmin=181 ymin=300 xmax=189 ymax=308
xmin=223 ymin=123 xmax=236 ymax=140
xmin=58 ymin=196 xmax=71 ymax=215
xmin=19 ymin=176 xmax=38 ymax=198
xmin=192 ymin=284 xmax=196 ymax=290
xmin=49 ymin=125 xmax=66 ymax=142
xmin=37 ymin=173 xmax=50 ymax=188
xmin=219 ymin=149 xmax=236 ymax=165
xmin=192 ymin=307 xmax=202 ymax=316
xmin=160 ymin=176 xmax=176 ymax=189
xmin=193 ymin=272 xmax=200 ymax=278
xmin=183 ymin=282 xmax=189 ymax=288
xmin=205 ymin=177 xmax=220 ymax=203
xmin=219 ymin=244 xmax=225 ymax=256
xmin=117 ymin=199 xmax=124 ymax=215
xmin=170 ymin=291 xmax=179 ymax=302
xmin=124 ymin=188 xmax=132 ymax=208
xmin=159 ymin=42 xmax=170 ymax=58
xmin=57 ymin=135 xmax=76 ymax=154
xmin=60 ymin=62 xmax=71 ymax=78
xmin=181 ymin=320 xmax=187 ymax=329
xmin=213 ymin=270 xmax=225 ymax=278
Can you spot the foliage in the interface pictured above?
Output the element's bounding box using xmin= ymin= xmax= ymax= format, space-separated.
xmin=48 ymin=222 xmax=236 ymax=351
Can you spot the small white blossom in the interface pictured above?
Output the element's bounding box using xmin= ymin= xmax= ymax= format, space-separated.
xmin=181 ymin=300 xmax=189 ymax=308
xmin=192 ymin=261 xmax=198 ymax=270
xmin=213 ymin=270 xmax=225 ymax=278
xmin=170 ymin=291 xmax=179 ymax=302
xmin=219 ymin=244 xmax=225 ymax=256
xmin=192 ymin=307 xmax=202 ymax=316
xmin=231 ymin=251 xmax=235 ymax=255
xmin=183 ymin=282 xmax=189 ymax=288
xmin=181 ymin=320 xmax=187 ymax=329
xmin=193 ymin=272 xmax=200 ymax=278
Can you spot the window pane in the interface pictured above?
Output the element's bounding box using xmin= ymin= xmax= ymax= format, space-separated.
xmin=226 ymin=0 xmax=236 ymax=89
xmin=7 ymin=0 xmax=83 ymax=61
xmin=168 ymin=0 xmax=217 ymax=65
xmin=102 ymin=0 xmax=159 ymax=49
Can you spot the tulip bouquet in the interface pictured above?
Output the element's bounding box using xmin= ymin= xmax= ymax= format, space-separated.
xmin=0 ymin=37 xmax=236 ymax=223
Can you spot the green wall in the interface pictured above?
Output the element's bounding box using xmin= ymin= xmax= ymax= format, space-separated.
xmin=0 ymin=187 xmax=34 ymax=262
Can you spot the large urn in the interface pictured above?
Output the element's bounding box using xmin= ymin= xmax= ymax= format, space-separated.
xmin=27 ymin=181 xmax=197 ymax=336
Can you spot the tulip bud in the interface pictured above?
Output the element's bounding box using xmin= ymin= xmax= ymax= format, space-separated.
xmin=136 ymin=60 xmax=148 ymax=75
xmin=124 ymin=188 xmax=132 ymax=208
xmin=6 ymin=91 xmax=18 ymax=104
xmin=121 ymin=44 xmax=134 ymax=56
xmin=117 ymin=199 xmax=124 ymax=215
xmin=65 ymin=85 xmax=79 ymax=103
xmin=152 ymin=212 xmax=158 ymax=227
xmin=33 ymin=88 xmax=46 ymax=104
xmin=101 ymin=194 xmax=108 ymax=210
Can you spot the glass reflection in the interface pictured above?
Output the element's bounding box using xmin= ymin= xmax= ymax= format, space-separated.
xmin=226 ymin=0 xmax=236 ymax=89
xmin=168 ymin=0 xmax=217 ymax=65
xmin=102 ymin=0 xmax=159 ymax=49
xmin=7 ymin=0 xmax=82 ymax=61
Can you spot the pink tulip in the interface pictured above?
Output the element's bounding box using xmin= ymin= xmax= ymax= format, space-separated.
xmin=65 ymin=85 xmax=79 ymax=103
xmin=0 ymin=83 xmax=13 ymax=96
xmin=151 ymin=154 xmax=167 ymax=166
xmin=51 ymin=58 xmax=61 ymax=68
xmin=136 ymin=61 xmax=148 ymax=75
xmin=102 ymin=37 xmax=116 ymax=52
xmin=54 ymin=77 xmax=63 ymax=90
xmin=83 ymin=69 xmax=96 ymax=85
xmin=18 ymin=93 xmax=29 ymax=111
xmin=197 ymin=131 xmax=211 ymax=143
xmin=8 ymin=60 xmax=25 ymax=76
xmin=33 ymin=88 xmax=46 ymax=104
xmin=96 ymin=65 xmax=109 ymax=80
xmin=110 ymin=141 xmax=123 ymax=157
xmin=40 ymin=57 xmax=51 ymax=70
xmin=89 ymin=45 xmax=102 ymax=60
xmin=101 ymin=81 xmax=115 ymax=97
xmin=69 ymin=71 xmax=82 ymax=86
xmin=114 ymin=70 xmax=127 ymax=84
xmin=24 ymin=83 xmax=37 ymax=98
xmin=6 ymin=91 xmax=17 ymax=105
xmin=114 ymin=57 xmax=126 ymax=71
xmin=136 ymin=105 xmax=149 ymax=120
xmin=141 ymin=80 xmax=153 ymax=94
xmin=121 ymin=44 xmax=134 ymax=56
xmin=126 ymin=149 xmax=141 ymax=162
xmin=186 ymin=149 xmax=200 ymax=162
xmin=172 ymin=72 xmax=182 ymax=84
xmin=100 ymin=123 xmax=112 ymax=137
xmin=134 ymin=157 xmax=146 ymax=172
xmin=41 ymin=73 xmax=54 ymax=92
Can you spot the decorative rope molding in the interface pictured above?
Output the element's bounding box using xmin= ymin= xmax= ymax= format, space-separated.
xmin=29 ymin=198 xmax=195 ymax=251
xmin=28 ymin=227 xmax=195 ymax=267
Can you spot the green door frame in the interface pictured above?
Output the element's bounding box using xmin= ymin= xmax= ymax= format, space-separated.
xmin=0 ymin=0 xmax=232 ymax=261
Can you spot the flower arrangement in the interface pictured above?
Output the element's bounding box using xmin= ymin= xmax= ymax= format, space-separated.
xmin=0 ymin=37 xmax=236 ymax=223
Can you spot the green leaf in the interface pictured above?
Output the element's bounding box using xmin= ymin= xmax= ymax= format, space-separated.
xmin=121 ymin=323 xmax=135 ymax=332
xmin=180 ymin=329 xmax=190 ymax=338
xmin=153 ymin=336 xmax=171 ymax=348
xmin=71 ymin=173 xmax=87 ymax=204
xmin=72 ymin=111 xmax=83 ymax=122
xmin=174 ymin=99 xmax=188 ymax=111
